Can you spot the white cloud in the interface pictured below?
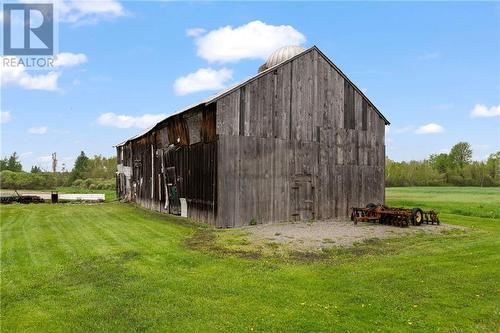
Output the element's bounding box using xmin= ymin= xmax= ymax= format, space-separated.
xmin=97 ymin=113 xmax=167 ymax=129
xmin=174 ymin=67 xmax=233 ymax=95
xmin=186 ymin=28 xmax=206 ymax=37
xmin=19 ymin=0 xmax=126 ymax=24
xmin=470 ymin=104 xmax=500 ymax=118
xmin=192 ymin=20 xmax=306 ymax=63
xmin=53 ymin=52 xmax=88 ymax=67
xmin=1 ymin=111 xmax=12 ymax=124
xmin=415 ymin=123 xmax=445 ymax=134
xmin=1 ymin=58 xmax=60 ymax=90
xmin=28 ymin=126 xmax=48 ymax=134
xmin=1 ymin=52 xmax=87 ymax=91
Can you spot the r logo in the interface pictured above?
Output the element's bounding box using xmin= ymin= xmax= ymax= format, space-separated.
xmin=3 ymin=3 xmax=54 ymax=56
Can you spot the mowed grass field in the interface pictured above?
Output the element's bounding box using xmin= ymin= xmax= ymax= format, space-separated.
xmin=1 ymin=187 xmax=499 ymax=332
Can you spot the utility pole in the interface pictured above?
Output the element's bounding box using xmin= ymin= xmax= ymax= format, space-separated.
xmin=52 ymin=152 xmax=57 ymax=173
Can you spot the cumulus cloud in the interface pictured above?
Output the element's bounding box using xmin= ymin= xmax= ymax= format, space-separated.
xmin=1 ymin=111 xmax=12 ymax=124
xmin=53 ymin=52 xmax=88 ymax=67
xmin=470 ymin=104 xmax=500 ymax=118
xmin=1 ymin=52 xmax=87 ymax=91
xmin=174 ymin=67 xmax=233 ymax=95
xmin=28 ymin=126 xmax=48 ymax=134
xmin=191 ymin=20 xmax=306 ymax=63
xmin=20 ymin=0 xmax=126 ymax=25
xmin=1 ymin=59 xmax=60 ymax=91
xmin=415 ymin=123 xmax=445 ymax=134
xmin=97 ymin=113 xmax=167 ymax=129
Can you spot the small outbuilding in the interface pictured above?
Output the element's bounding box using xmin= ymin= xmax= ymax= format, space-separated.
xmin=115 ymin=45 xmax=389 ymax=227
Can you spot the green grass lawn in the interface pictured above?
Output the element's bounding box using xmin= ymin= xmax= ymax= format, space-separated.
xmin=1 ymin=187 xmax=499 ymax=332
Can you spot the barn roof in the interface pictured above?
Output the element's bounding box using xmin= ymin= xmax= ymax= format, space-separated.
xmin=115 ymin=45 xmax=389 ymax=147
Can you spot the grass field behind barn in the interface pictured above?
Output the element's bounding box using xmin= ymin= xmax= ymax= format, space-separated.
xmin=1 ymin=187 xmax=499 ymax=332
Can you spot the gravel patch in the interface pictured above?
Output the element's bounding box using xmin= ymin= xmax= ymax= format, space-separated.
xmin=240 ymin=220 xmax=461 ymax=250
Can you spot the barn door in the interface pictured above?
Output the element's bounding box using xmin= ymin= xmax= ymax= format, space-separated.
xmin=164 ymin=166 xmax=181 ymax=215
xmin=291 ymin=175 xmax=314 ymax=221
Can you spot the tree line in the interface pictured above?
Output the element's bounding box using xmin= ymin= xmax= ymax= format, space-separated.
xmin=386 ymin=142 xmax=499 ymax=187
xmin=0 ymin=151 xmax=116 ymax=190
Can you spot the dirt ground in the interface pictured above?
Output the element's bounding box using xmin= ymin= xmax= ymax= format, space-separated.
xmin=238 ymin=220 xmax=461 ymax=250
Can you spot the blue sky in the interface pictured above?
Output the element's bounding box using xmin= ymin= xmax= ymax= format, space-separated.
xmin=1 ymin=1 xmax=499 ymax=171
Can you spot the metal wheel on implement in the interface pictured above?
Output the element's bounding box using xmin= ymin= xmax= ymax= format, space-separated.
xmin=411 ymin=208 xmax=423 ymax=226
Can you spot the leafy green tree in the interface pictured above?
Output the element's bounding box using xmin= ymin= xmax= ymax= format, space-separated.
xmin=86 ymin=155 xmax=116 ymax=179
xmin=70 ymin=151 xmax=90 ymax=182
xmin=0 ymin=158 xmax=7 ymax=171
xmin=31 ymin=165 xmax=42 ymax=173
xmin=449 ymin=142 xmax=472 ymax=170
xmin=486 ymin=151 xmax=499 ymax=182
xmin=0 ymin=152 xmax=22 ymax=172
xmin=429 ymin=153 xmax=450 ymax=174
xmin=7 ymin=152 xmax=23 ymax=172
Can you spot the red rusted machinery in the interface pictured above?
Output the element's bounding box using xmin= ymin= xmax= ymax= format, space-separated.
xmin=351 ymin=203 xmax=439 ymax=227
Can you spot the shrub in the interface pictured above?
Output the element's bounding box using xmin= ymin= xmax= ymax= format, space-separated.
xmin=0 ymin=171 xmax=70 ymax=190
xmin=72 ymin=179 xmax=83 ymax=187
xmin=84 ymin=179 xmax=92 ymax=188
xmin=70 ymin=178 xmax=115 ymax=191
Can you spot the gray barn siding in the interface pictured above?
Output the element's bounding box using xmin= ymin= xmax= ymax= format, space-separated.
xmin=116 ymin=106 xmax=218 ymax=221
xmin=117 ymin=46 xmax=386 ymax=228
xmin=216 ymin=49 xmax=385 ymax=227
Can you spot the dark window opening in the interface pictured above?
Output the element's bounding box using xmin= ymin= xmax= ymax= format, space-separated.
xmin=239 ymin=86 xmax=246 ymax=136
xmin=343 ymin=81 xmax=355 ymax=129
xmin=362 ymin=99 xmax=368 ymax=131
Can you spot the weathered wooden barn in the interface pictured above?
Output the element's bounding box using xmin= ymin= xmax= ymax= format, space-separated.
xmin=115 ymin=45 xmax=389 ymax=227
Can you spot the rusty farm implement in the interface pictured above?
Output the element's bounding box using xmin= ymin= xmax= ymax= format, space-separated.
xmin=0 ymin=190 xmax=45 ymax=204
xmin=351 ymin=203 xmax=440 ymax=227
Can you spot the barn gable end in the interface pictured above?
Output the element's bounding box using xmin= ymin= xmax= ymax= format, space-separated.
xmin=215 ymin=48 xmax=386 ymax=227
